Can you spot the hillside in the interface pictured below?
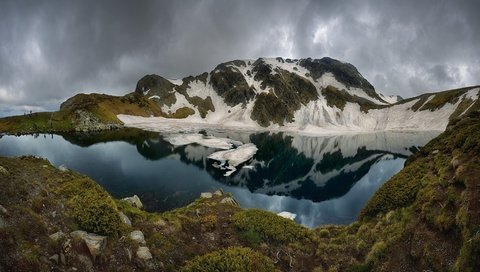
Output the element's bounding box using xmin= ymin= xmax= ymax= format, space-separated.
xmin=1 ymin=107 xmax=479 ymax=272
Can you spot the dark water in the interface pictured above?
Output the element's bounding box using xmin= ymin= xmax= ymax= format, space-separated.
xmin=0 ymin=129 xmax=439 ymax=227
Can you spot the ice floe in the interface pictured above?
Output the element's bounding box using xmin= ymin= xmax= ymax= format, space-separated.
xmin=164 ymin=133 xmax=242 ymax=150
xmin=208 ymin=143 xmax=258 ymax=176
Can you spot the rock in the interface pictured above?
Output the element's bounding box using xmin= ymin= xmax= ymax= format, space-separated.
xmin=122 ymin=195 xmax=143 ymax=209
xmin=154 ymin=218 xmax=167 ymax=227
xmin=70 ymin=230 xmax=87 ymax=239
xmin=0 ymin=166 xmax=9 ymax=176
xmin=200 ymin=192 xmax=212 ymax=199
xmin=63 ymin=239 xmax=72 ymax=252
xmin=60 ymin=252 xmax=66 ymax=265
xmin=119 ymin=212 xmax=132 ymax=226
xmin=49 ymin=231 xmax=65 ymax=241
xmin=125 ymin=248 xmax=132 ymax=262
xmin=58 ymin=165 xmax=69 ymax=172
xmin=432 ymin=149 xmax=439 ymax=154
xmin=130 ymin=230 xmax=146 ymax=245
xmin=83 ymin=233 xmax=107 ymax=257
xmin=136 ymin=246 xmax=152 ymax=260
xmin=0 ymin=204 xmax=7 ymax=215
xmin=220 ymin=197 xmax=239 ymax=206
xmin=49 ymin=254 xmax=59 ymax=264
xmin=451 ymin=158 xmax=460 ymax=169
xmin=277 ymin=211 xmax=297 ymax=220
xmin=213 ymin=189 xmax=223 ymax=196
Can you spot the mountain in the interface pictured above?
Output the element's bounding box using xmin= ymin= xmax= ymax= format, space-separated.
xmin=0 ymin=56 xmax=479 ymax=134
xmin=125 ymin=57 xmax=480 ymax=133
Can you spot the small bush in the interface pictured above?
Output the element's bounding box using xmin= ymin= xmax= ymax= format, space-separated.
xmin=232 ymin=209 xmax=309 ymax=243
xmin=59 ymin=178 xmax=121 ymax=236
xmin=180 ymin=247 xmax=276 ymax=272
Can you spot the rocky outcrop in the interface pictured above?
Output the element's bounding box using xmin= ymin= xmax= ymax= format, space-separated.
xmin=122 ymin=195 xmax=143 ymax=209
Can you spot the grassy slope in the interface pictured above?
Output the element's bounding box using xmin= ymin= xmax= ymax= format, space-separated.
xmin=0 ymin=92 xmax=163 ymax=134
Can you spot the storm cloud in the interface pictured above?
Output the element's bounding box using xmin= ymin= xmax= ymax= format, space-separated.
xmin=0 ymin=0 xmax=479 ymax=115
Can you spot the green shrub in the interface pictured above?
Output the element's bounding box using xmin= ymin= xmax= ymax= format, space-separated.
xmin=232 ymin=209 xmax=309 ymax=243
xmin=59 ymin=178 xmax=121 ymax=236
xmin=180 ymin=247 xmax=276 ymax=272
xmin=239 ymin=229 xmax=263 ymax=248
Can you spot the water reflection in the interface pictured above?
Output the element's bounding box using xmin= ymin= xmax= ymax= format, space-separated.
xmin=0 ymin=128 xmax=440 ymax=227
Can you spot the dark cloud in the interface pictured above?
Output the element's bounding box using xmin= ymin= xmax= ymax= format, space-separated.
xmin=0 ymin=0 xmax=479 ymax=114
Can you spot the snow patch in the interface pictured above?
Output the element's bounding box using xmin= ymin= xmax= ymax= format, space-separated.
xmin=164 ymin=133 xmax=241 ymax=150
xmin=208 ymin=143 xmax=258 ymax=176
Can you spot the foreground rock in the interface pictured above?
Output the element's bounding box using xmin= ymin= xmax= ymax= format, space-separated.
xmin=136 ymin=246 xmax=152 ymax=260
xmin=83 ymin=233 xmax=107 ymax=258
xmin=122 ymin=195 xmax=143 ymax=209
xmin=130 ymin=230 xmax=146 ymax=245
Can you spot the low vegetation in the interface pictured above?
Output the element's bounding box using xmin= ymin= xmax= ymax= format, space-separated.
xmin=180 ymin=247 xmax=276 ymax=272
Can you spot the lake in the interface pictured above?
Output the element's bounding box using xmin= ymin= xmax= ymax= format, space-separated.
xmin=0 ymin=128 xmax=439 ymax=227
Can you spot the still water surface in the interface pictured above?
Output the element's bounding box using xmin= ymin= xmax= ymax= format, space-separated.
xmin=0 ymin=129 xmax=439 ymax=227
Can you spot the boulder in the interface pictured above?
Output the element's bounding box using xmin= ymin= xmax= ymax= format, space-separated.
xmin=58 ymin=165 xmax=69 ymax=172
xmin=122 ymin=195 xmax=143 ymax=209
xmin=200 ymin=192 xmax=213 ymax=199
xmin=136 ymin=246 xmax=153 ymax=260
xmin=118 ymin=212 xmax=132 ymax=226
xmin=49 ymin=231 xmax=65 ymax=241
xmin=213 ymin=189 xmax=223 ymax=196
xmin=130 ymin=230 xmax=146 ymax=245
xmin=83 ymin=233 xmax=107 ymax=257
xmin=220 ymin=197 xmax=239 ymax=206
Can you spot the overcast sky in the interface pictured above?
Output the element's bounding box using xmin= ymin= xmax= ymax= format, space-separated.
xmin=0 ymin=0 xmax=479 ymax=115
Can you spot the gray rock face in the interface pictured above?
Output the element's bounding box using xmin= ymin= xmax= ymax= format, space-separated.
xmin=118 ymin=212 xmax=132 ymax=226
xmin=83 ymin=233 xmax=107 ymax=257
xmin=122 ymin=195 xmax=143 ymax=209
xmin=130 ymin=230 xmax=146 ymax=245
xmin=136 ymin=246 xmax=153 ymax=260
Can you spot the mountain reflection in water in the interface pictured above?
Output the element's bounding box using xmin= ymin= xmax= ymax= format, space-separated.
xmin=0 ymin=128 xmax=440 ymax=227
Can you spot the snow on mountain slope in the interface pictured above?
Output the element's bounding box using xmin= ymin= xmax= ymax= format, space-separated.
xmin=379 ymin=93 xmax=403 ymax=104
xmin=121 ymin=57 xmax=480 ymax=135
